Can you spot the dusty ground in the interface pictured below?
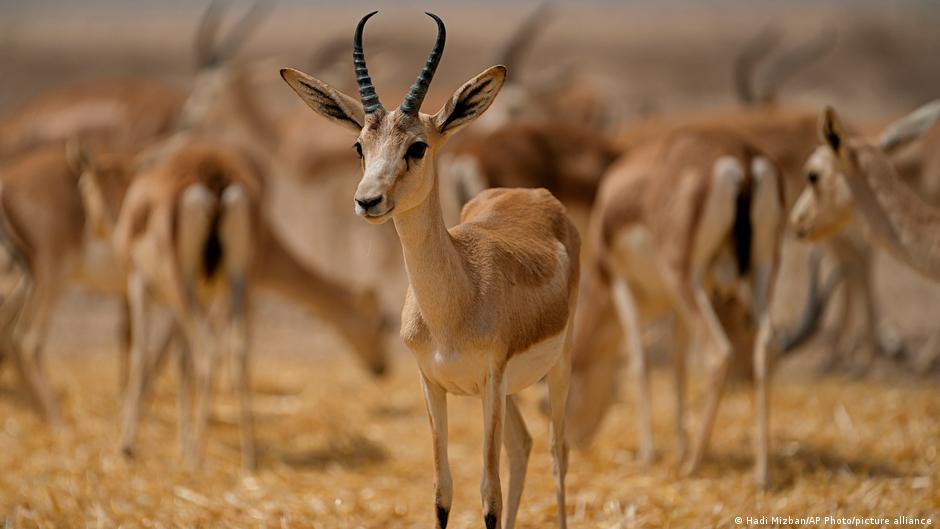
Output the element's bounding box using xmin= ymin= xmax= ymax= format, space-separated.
xmin=2 ymin=1 xmax=940 ymax=527
xmin=0 ymin=291 xmax=938 ymax=528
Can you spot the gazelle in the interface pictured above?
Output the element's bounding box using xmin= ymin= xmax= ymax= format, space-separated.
xmin=0 ymin=142 xmax=141 ymax=424
xmin=565 ymin=127 xmax=785 ymax=489
xmin=282 ymin=12 xmax=580 ymax=529
xmin=77 ymin=137 xmax=370 ymax=468
xmin=791 ymin=101 xmax=940 ymax=281
xmin=440 ymin=120 xmax=619 ymax=223
xmin=69 ymin=134 xmax=388 ymax=467
xmin=0 ymin=1 xmax=393 ymax=428
xmin=617 ymin=104 xmax=883 ymax=361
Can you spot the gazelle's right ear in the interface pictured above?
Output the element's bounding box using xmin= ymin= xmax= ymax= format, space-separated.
xmin=879 ymin=99 xmax=940 ymax=153
xmin=280 ymin=68 xmax=365 ymax=134
xmin=818 ymin=105 xmax=848 ymax=161
xmin=433 ymin=65 xmax=507 ymax=137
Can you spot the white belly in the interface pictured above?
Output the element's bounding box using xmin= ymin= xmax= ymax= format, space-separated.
xmin=416 ymin=328 xmax=567 ymax=397
xmin=505 ymin=330 xmax=567 ymax=394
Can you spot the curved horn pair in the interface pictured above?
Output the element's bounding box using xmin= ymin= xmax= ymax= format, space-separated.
xmin=353 ymin=11 xmax=446 ymax=116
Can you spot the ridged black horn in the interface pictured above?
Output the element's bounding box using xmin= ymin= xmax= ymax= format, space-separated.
xmin=354 ymin=11 xmax=383 ymax=114
xmin=400 ymin=12 xmax=446 ymax=115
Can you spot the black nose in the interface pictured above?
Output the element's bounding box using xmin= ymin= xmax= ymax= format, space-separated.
xmin=356 ymin=196 xmax=383 ymax=210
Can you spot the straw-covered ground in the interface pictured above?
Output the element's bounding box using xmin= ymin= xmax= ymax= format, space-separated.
xmin=1 ymin=296 xmax=937 ymax=529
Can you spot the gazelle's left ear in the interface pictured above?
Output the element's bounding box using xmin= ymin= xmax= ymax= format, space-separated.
xmin=433 ymin=65 xmax=507 ymax=137
xmin=878 ymin=99 xmax=940 ymax=153
xmin=818 ymin=105 xmax=848 ymax=160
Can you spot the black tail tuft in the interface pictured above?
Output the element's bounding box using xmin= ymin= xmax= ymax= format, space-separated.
xmin=732 ymin=178 xmax=753 ymax=276
xmin=203 ymin=212 xmax=223 ymax=279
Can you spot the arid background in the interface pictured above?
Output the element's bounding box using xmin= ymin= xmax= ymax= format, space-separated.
xmin=1 ymin=1 xmax=939 ymax=527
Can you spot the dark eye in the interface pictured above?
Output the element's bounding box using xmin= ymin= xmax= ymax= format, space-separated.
xmin=405 ymin=142 xmax=428 ymax=160
xmin=353 ymin=142 xmax=363 ymax=159
xmin=807 ymin=171 xmax=819 ymax=184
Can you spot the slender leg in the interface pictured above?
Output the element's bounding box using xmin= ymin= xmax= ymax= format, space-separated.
xmin=672 ymin=313 xmax=691 ymax=462
xmin=190 ymin=317 xmax=219 ymax=469
xmin=120 ymin=271 xmax=150 ymax=457
xmin=420 ymin=373 xmax=452 ymax=529
xmin=229 ymin=279 xmax=255 ymax=470
xmin=218 ymin=183 xmax=256 ymax=469
xmin=750 ymin=259 xmax=777 ymax=490
xmin=547 ymin=356 xmax=571 ymax=529
xmin=143 ymin=312 xmax=177 ymax=395
xmin=175 ymin=324 xmax=194 ymax=462
xmin=13 ymin=275 xmax=63 ymax=427
xmin=502 ymin=395 xmax=532 ymax=529
xmin=481 ymin=362 xmax=507 ymax=529
xmin=0 ymin=276 xmax=28 ymax=377
xmin=118 ymin=296 xmax=131 ymax=392
xmin=611 ymin=278 xmax=653 ymax=463
xmin=753 ymin=314 xmax=772 ymax=489
xmin=681 ymin=282 xmax=733 ymax=477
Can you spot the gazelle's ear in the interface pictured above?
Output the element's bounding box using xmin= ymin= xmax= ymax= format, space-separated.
xmin=280 ymin=68 xmax=365 ymax=134
xmin=879 ymin=99 xmax=940 ymax=153
xmin=818 ymin=106 xmax=848 ymax=160
xmin=433 ymin=65 xmax=507 ymax=137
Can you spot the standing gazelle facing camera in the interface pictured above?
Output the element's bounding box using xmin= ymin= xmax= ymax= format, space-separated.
xmin=282 ymin=12 xmax=580 ymax=529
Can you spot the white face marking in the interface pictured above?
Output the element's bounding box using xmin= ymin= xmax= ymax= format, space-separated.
xmin=789 ymin=146 xmax=854 ymax=240
xmin=353 ymin=111 xmax=432 ymax=223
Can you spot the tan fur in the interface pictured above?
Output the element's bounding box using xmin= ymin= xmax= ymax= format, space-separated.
xmin=616 ymin=104 xmax=889 ymax=362
xmin=283 ymin=32 xmax=579 ymax=525
xmin=0 ymin=80 xmax=184 ymax=160
xmin=0 ymin=143 xmax=139 ymax=424
xmin=444 ymin=120 xmax=619 ymax=209
xmin=791 ymin=106 xmax=940 ymax=282
xmin=568 ymin=128 xmax=784 ymax=489
xmin=101 ymin=136 xmax=389 ymax=468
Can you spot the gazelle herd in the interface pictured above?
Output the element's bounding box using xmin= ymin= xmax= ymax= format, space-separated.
xmin=2 ymin=3 xmax=940 ymax=528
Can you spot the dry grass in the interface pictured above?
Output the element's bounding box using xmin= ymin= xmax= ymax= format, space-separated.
xmin=1 ymin=335 xmax=937 ymax=528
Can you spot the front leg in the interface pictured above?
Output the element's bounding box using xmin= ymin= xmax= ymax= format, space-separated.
xmin=420 ymin=373 xmax=453 ymax=529
xmin=120 ymin=271 xmax=150 ymax=457
xmin=481 ymin=361 xmax=507 ymax=529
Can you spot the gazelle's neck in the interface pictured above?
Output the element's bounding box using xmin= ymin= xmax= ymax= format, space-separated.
xmin=847 ymin=145 xmax=940 ymax=279
xmin=393 ymin=161 xmax=474 ymax=333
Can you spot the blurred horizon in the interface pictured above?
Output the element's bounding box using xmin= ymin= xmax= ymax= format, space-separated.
xmin=2 ymin=1 xmax=940 ymax=120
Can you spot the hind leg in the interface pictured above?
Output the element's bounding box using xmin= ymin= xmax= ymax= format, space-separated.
xmin=748 ymin=155 xmax=782 ymax=488
xmin=119 ymin=271 xmax=151 ymax=457
xmin=672 ymin=311 xmax=692 ymax=462
xmin=220 ymin=184 xmax=256 ymax=470
xmin=175 ymin=183 xmax=219 ymax=468
xmin=0 ymin=275 xmax=28 ymax=375
xmin=12 ymin=271 xmax=63 ymax=427
xmin=611 ymin=278 xmax=653 ymax=463
xmin=547 ymin=353 xmax=571 ymax=529
xmin=680 ymin=156 xmax=746 ymax=476
xmin=502 ymin=395 xmax=531 ymax=529
xmin=680 ymin=281 xmax=733 ymax=477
